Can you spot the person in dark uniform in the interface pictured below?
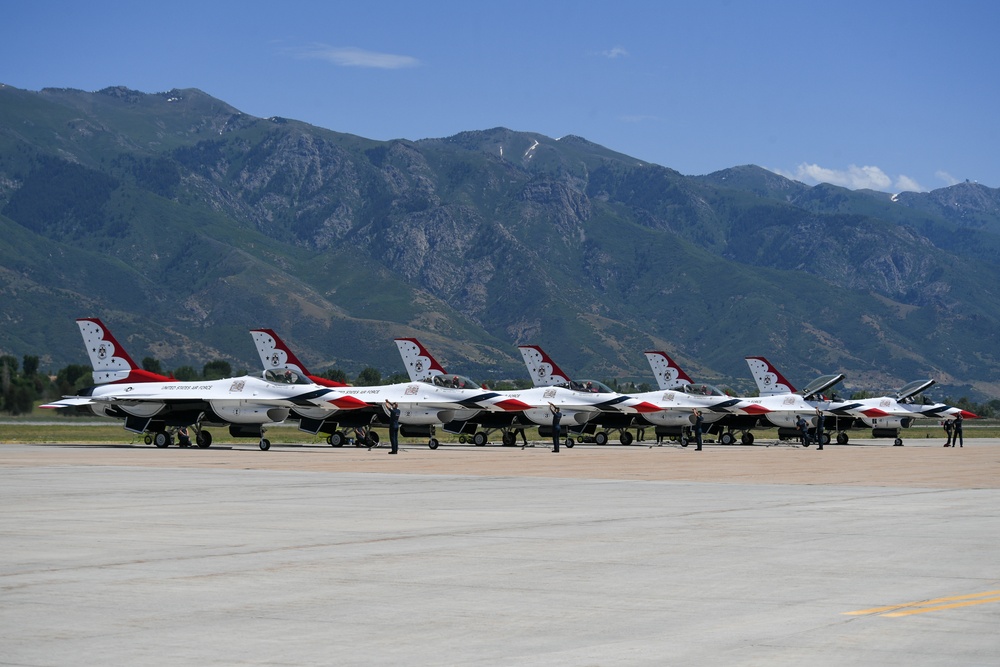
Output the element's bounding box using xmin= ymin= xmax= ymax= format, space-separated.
xmin=943 ymin=419 xmax=954 ymax=447
xmin=796 ymin=415 xmax=810 ymax=447
xmin=952 ymin=413 xmax=964 ymax=448
xmin=385 ymin=400 xmax=400 ymax=454
xmin=814 ymin=408 xmax=824 ymax=450
xmin=177 ymin=426 xmax=191 ymax=448
xmin=693 ymin=409 xmax=704 ymax=451
xmin=514 ymin=426 xmax=528 ymax=446
xmin=548 ymin=402 xmax=562 ymax=453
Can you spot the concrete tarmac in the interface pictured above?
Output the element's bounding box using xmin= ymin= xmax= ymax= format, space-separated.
xmin=2 ymin=439 xmax=999 ymax=666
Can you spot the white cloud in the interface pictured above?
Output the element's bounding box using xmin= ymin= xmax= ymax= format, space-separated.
xmin=894 ymin=175 xmax=923 ymax=193
xmin=290 ymin=44 xmax=419 ymax=69
xmin=601 ymin=46 xmax=629 ymax=59
xmin=767 ymin=163 xmax=928 ymax=192
xmin=935 ymin=170 xmax=960 ymax=186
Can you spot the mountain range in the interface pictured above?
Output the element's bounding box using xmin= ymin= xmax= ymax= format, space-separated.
xmin=1 ymin=84 xmax=998 ymax=399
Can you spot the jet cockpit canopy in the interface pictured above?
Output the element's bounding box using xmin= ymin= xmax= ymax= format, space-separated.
xmin=679 ymin=382 xmax=727 ymax=397
xmin=560 ymin=379 xmax=614 ymax=394
xmin=262 ymin=368 xmax=308 ymax=385
xmin=429 ymin=374 xmax=480 ymax=390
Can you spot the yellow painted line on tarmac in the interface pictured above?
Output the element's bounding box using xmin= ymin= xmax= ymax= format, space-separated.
xmin=845 ymin=589 xmax=1000 ymax=617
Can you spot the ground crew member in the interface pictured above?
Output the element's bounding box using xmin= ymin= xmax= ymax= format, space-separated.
xmin=815 ymin=408 xmax=825 ymax=450
xmin=693 ymin=409 xmax=704 ymax=451
xmin=953 ymin=413 xmax=964 ymax=448
xmin=796 ymin=415 xmax=809 ymax=447
xmin=385 ymin=400 xmax=400 ymax=454
xmin=549 ymin=403 xmax=562 ymax=453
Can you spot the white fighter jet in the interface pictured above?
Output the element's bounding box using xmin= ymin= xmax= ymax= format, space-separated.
xmin=41 ymin=318 xmax=368 ymax=450
xmin=745 ymin=356 xmax=977 ymax=445
xmin=251 ymin=330 xmax=528 ymax=449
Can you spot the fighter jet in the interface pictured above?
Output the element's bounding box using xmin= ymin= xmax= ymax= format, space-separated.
xmin=251 ymin=330 xmax=527 ymax=449
xmin=744 ymin=356 xmax=977 ymax=445
xmin=41 ymin=319 xmax=368 ymax=450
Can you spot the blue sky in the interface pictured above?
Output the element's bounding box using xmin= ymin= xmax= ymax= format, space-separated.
xmin=5 ymin=0 xmax=998 ymax=192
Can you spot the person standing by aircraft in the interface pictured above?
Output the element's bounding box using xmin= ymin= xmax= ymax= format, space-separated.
xmin=943 ymin=419 xmax=954 ymax=447
xmin=952 ymin=413 xmax=964 ymax=448
xmin=815 ymin=408 xmax=824 ymax=450
xmin=549 ymin=403 xmax=562 ymax=453
xmin=796 ymin=415 xmax=809 ymax=447
xmin=385 ymin=400 xmax=400 ymax=454
xmin=693 ymin=409 xmax=704 ymax=451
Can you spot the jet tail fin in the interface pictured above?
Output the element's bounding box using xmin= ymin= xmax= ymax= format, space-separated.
xmin=76 ymin=318 xmax=170 ymax=384
xmin=745 ymin=356 xmax=797 ymax=395
xmin=643 ymin=351 xmax=694 ymax=391
xmin=394 ymin=338 xmax=447 ymax=382
xmin=250 ymin=329 xmax=313 ymax=377
xmin=518 ymin=345 xmax=571 ymax=387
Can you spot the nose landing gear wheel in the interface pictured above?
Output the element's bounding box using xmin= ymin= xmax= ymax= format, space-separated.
xmin=259 ymin=438 xmax=271 ymax=451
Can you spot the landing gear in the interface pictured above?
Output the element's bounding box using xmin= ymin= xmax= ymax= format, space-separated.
xmin=565 ymin=438 xmax=574 ymax=448
xmin=741 ymin=432 xmax=754 ymax=446
xmin=473 ymin=431 xmax=488 ymax=446
xmin=619 ymin=431 xmax=633 ymax=446
xmin=719 ymin=432 xmax=736 ymax=446
xmin=259 ymin=438 xmax=270 ymax=451
xmin=894 ymin=438 xmax=903 ymax=446
xmin=428 ymin=438 xmax=439 ymax=450
xmin=194 ymin=427 xmax=212 ymax=448
xmin=502 ymin=432 xmax=516 ymax=447
xmin=837 ymin=432 xmax=849 ymax=445
xmin=327 ymin=431 xmax=346 ymax=447
xmin=153 ymin=431 xmax=172 ymax=448
xmin=594 ymin=431 xmax=609 ymax=446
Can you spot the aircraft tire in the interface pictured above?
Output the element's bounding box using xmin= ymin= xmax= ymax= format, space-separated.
xmin=502 ymin=432 xmax=515 ymax=446
xmin=619 ymin=432 xmax=633 ymax=446
xmin=328 ymin=431 xmax=345 ymax=447
xmin=259 ymin=438 xmax=271 ymax=451
xmin=594 ymin=431 xmax=609 ymax=446
xmin=153 ymin=431 xmax=170 ymax=448
xmin=368 ymin=431 xmax=380 ymax=446
xmin=144 ymin=434 xmax=153 ymax=445
xmin=720 ymin=432 xmax=736 ymax=446
xmin=565 ymin=438 xmax=574 ymax=448
xmin=837 ymin=432 xmax=849 ymax=445
xmin=428 ymin=438 xmax=439 ymax=450
xmin=473 ymin=432 xmax=488 ymax=446
xmin=894 ymin=438 xmax=903 ymax=446
xmin=741 ymin=432 xmax=754 ymax=446
xmin=197 ymin=431 xmax=212 ymax=448
xmin=680 ymin=437 xmax=689 ymax=448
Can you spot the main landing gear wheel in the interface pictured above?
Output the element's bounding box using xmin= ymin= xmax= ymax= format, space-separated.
xmin=894 ymin=438 xmax=903 ymax=446
xmin=619 ymin=432 xmax=633 ymax=446
xmin=428 ymin=438 xmax=439 ymax=450
xmin=741 ymin=432 xmax=755 ymax=446
xmin=153 ymin=431 xmax=171 ymax=448
xmin=594 ymin=431 xmax=609 ymax=446
xmin=680 ymin=437 xmax=689 ymax=448
xmin=259 ymin=438 xmax=271 ymax=451
xmin=565 ymin=438 xmax=574 ymax=448
xmin=501 ymin=432 xmax=516 ymax=447
xmin=719 ymin=432 xmax=736 ymax=446
xmin=327 ymin=431 xmax=346 ymax=447
xmin=473 ymin=431 xmax=488 ymax=446
xmin=196 ymin=431 xmax=212 ymax=448
xmin=837 ymin=432 xmax=849 ymax=445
